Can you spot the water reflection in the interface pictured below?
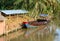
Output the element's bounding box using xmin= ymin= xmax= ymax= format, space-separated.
xmin=54 ymin=28 xmax=60 ymax=41
xmin=0 ymin=24 xmax=60 ymax=41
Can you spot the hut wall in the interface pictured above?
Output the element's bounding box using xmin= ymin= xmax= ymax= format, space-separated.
xmin=0 ymin=21 xmax=5 ymax=35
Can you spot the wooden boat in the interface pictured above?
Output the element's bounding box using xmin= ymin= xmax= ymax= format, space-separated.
xmin=21 ymin=14 xmax=51 ymax=29
xmin=29 ymin=19 xmax=50 ymax=26
xmin=22 ymin=19 xmax=50 ymax=29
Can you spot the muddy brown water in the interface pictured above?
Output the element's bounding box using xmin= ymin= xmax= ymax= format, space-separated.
xmin=0 ymin=22 xmax=60 ymax=41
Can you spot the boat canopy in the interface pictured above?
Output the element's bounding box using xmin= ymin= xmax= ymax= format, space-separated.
xmin=0 ymin=10 xmax=28 ymax=15
xmin=39 ymin=14 xmax=48 ymax=17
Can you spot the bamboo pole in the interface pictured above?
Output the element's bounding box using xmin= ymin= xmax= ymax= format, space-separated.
xmin=4 ymin=16 xmax=6 ymax=41
xmin=16 ymin=14 xmax=18 ymax=41
xmin=5 ymin=15 xmax=10 ymax=41
xmin=8 ymin=15 xmax=11 ymax=41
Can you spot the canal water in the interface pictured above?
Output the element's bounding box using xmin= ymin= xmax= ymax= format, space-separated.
xmin=0 ymin=21 xmax=60 ymax=41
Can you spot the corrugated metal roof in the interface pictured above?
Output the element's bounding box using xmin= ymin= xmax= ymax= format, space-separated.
xmin=0 ymin=10 xmax=28 ymax=15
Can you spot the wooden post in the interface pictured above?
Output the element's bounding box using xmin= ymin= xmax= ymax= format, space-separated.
xmin=16 ymin=14 xmax=18 ymax=41
xmin=17 ymin=14 xmax=18 ymax=22
xmin=7 ymin=15 xmax=11 ymax=41
xmin=16 ymin=14 xmax=18 ymax=30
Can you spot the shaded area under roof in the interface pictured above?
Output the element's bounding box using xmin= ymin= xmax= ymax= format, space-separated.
xmin=0 ymin=10 xmax=28 ymax=15
xmin=0 ymin=14 xmax=5 ymax=20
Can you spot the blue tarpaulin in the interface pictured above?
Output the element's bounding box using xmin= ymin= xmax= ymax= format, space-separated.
xmin=39 ymin=14 xmax=48 ymax=17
